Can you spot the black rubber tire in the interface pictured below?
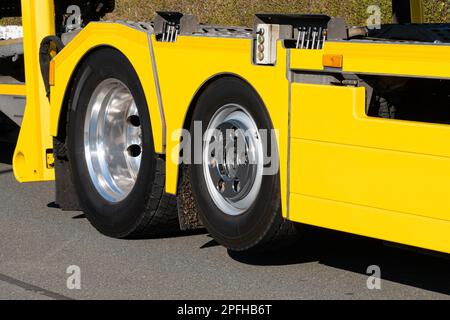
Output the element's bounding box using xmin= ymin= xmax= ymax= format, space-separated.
xmin=67 ymin=47 xmax=179 ymax=238
xmin=189 ymin=77 xmax=297 ymax=252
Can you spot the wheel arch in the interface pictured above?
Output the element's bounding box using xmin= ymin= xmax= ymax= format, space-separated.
xmin=175 ymin=72 xmax=278 ymax=191
xmin=181 ymin=72 xmax=275 ymax=138
xmin=49 ymin=23 xmax=164 ymax=154
xmin=54 ymin=45 xmax=110 ymax=140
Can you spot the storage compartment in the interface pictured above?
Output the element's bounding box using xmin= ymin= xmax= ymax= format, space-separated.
xmin=289 ymin=82 xmax=450 ymax=224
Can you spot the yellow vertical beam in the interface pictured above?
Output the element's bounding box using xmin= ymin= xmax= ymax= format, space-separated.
xmin=13 ymin=0 xmax=55 ymax=182
xmin=410 ymin=0 xmax=424 ymax=23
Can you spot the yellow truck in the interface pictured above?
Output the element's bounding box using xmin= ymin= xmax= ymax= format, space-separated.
xmin=1 ymin=0 xmax=449 ymax=253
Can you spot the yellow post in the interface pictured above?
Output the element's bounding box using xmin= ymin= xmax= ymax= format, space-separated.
xmin=410 ymin=0 xmax=424 ymax=23
xmin=13 ymin=0 xmax=56 ymax=182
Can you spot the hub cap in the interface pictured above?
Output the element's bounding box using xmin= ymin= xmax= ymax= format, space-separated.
xmin=203 ymin=104 xmax=264 ymax=216
xmin=84 ymin=79 xmax=142 ymax=203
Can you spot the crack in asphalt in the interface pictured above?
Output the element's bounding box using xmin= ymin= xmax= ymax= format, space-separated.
xmin=0 ymin=273 xmax=74 ymax=300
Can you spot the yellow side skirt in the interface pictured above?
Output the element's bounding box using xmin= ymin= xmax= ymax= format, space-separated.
xmin=290 ymin=193 xmax=450 ymax=254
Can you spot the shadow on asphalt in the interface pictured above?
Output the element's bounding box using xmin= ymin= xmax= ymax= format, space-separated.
xmin=131 ymin=228 xmax=209 ymax=240
xmin=0 ymin=142 xmax=15 ymax=165
xmin=47 ymin=202 xmax=60 ymax=209
xmin=0 ymin=168 xmax=13 ymax=175
xmin=72 ymin=213 xmax=86 ymax=219
xmin=227 ymin=225 xmax=450 ymax=296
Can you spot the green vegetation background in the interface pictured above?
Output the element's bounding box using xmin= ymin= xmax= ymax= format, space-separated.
xmin=108 ymin=0 xmax=448 ymax=25
xmin=0 ymin=1 xmax=448 ymax=26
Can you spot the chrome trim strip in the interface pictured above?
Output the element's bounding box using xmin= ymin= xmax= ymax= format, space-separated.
xmin=148 ymin=33 xmax=167 ymax=152
xmin=286 ymin=49 xmax=292 ymax=219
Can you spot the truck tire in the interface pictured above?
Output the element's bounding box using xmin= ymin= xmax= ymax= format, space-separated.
xmin=189 ymin=77 xmax=297 ymax=252
xmin=67 ymin=47 xmax=179 ymax=238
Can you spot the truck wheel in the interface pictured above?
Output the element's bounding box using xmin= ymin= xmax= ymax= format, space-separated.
xmin=189 ymin=77 xmax=297 ymax=252
xmin=67 ymin=48 xmax=179 ymax=238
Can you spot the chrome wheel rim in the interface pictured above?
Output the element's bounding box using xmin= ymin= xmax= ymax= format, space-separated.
xmin=84 ymin=78 xmax=142 ymax=203
xmin=203 ymin=104 xmax=264 ymax=216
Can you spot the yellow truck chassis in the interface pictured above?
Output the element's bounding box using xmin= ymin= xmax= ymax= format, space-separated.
xmin=1 ymin=0 xmax=449 ymax=254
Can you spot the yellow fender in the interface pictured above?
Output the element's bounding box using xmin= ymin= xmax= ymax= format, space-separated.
xmin=49 ymin=22 xmax=165 ymax=156
xmin=150 ymin=37 xmax=290 ymax=218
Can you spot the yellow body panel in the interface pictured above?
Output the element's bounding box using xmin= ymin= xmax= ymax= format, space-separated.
xmin=151 ymin=36 xmax=290 ymax=216
xmin=289 ymin=84 xmax=450 ymax=253
xmin=0 ymin=84 xmax=26 ymax=96
xmin=290 ymin=193 xmax=450 ymax=254
xmin=13 ymin=0 xmax=55 ymax=182
xmin=291 ymin=42 xmax=450 ymax=79
xmin=49 ymin=23 xmax=164 ymax=154
xmin=290 ymin=49 xmax=324 ymax=71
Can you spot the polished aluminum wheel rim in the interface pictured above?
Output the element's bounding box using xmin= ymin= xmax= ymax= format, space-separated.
xmin=84 ymin=78 xmax=142 ymax=202
xmin=203 ymin=104 xmax=264 ymax=216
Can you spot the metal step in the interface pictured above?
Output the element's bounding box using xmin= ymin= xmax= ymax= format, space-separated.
xmin=0 ymin=75 xmax=25 ymax=129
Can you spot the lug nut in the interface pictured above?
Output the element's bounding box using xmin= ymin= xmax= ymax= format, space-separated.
xmin=217 ymin=179 xmax=225 ymax=193
xmin=233 ymin=179 xmax=241 ymax=193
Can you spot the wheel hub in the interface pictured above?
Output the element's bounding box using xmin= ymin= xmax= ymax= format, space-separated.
xmin=203 ymin=104 xmax=264 ymax=216
xmin=84 ymin=78 xmax=142 ymax=203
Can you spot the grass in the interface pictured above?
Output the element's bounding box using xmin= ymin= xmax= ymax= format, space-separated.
xmin=0 ymin=1 xmax=448 ymax=26
xmin=107 ymin=0 xmax=449 ymax=26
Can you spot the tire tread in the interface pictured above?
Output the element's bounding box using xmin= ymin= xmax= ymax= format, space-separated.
xmin=129 ymin=157 xmax=180 ymax=238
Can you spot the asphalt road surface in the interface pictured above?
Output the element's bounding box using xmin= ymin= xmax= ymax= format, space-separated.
xmin=0 ymin=146 xmax=449 ymax=299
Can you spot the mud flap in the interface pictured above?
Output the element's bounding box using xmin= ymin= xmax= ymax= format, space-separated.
xmin=177 ymin=165 xmax=203 ymax=230
xmin=53 ymin=137 xmax=82 ymax=211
